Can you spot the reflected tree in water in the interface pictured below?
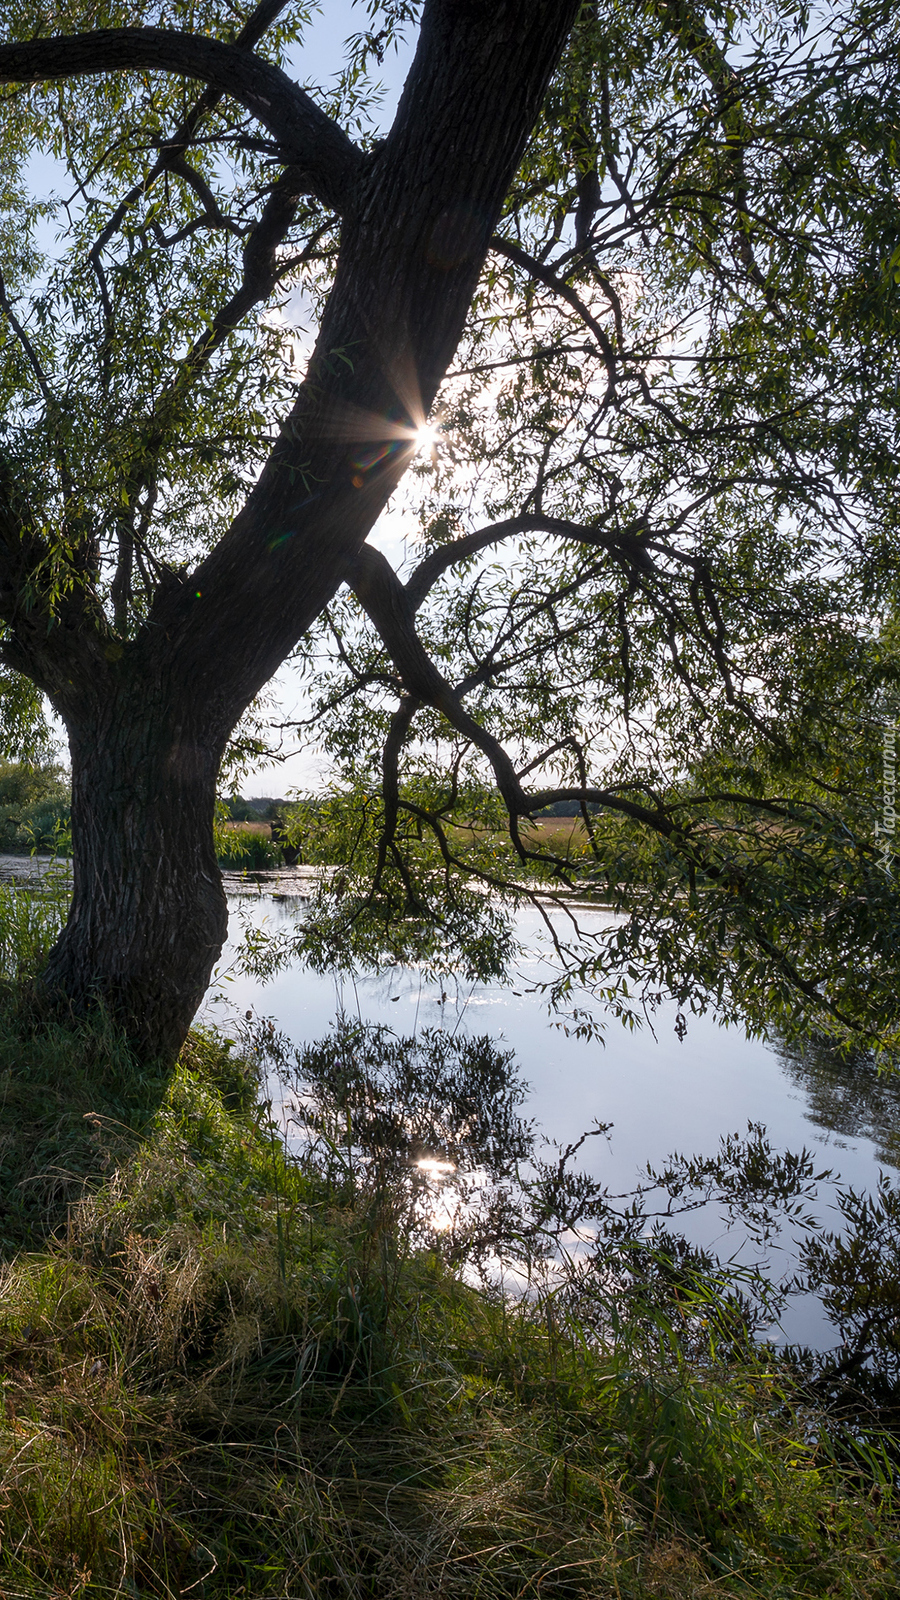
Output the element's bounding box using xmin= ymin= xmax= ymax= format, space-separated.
xmin=773 ymin=1035 xmax=900 ymax=1172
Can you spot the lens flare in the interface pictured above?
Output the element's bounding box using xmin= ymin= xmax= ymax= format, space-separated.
xmin=414 ymin=423 xmax=438 ymax=456
xmin=416 ymin=1156 xmax=456 ymax=1175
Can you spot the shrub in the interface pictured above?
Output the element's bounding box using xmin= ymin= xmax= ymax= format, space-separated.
xmin=215 ymin=821 xmax=283 ymax=869
xmin=0 ymin=759 xmax=71 ymax=854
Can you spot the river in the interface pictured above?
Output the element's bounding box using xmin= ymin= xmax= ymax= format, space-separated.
xmin=4 ymin=854 xmax=892 ymax=1350
xmin=205 ymin=869 xmax=900 ymax=1351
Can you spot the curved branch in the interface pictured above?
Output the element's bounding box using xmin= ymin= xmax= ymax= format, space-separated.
xmin=404 ymin=512 xmax=654 ymax=611
xmin=110 ymin=164 xmax=319 ymax=586
xmin=0 ymin=28 xmax=364 ymax=213
xmin=350 ymin=542 xmax=671 ymax=838
xmin=374 ymin=692 xmax=420 ymax=890
xmin=491 ymin=235 xmax=617 ymax=393
xmin=87 ymin=0 xmax=296 ymax=276
xmin=351 ymin=549 xmax=865 ymax=1045
xmin=166 ymin=154 xmax=243 ymax=237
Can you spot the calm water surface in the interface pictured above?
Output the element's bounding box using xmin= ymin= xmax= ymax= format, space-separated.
xmin=9 ymin=854 xmax=892 ymax=1345
xmin=204 ymin=873 xmax=900 ymax=1349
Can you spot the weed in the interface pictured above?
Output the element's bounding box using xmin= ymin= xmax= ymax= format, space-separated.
xmin=216 ymin=826 xmax=283 ymax=870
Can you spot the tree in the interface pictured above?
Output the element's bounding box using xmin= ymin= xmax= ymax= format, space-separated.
xmin=0 ymin=0 xmax=581 ymax=1057
xmin=0 ymin=756 xmax=68 ymax=851
xmin=258 ymin=0 xmax=900 ymax=1061
xmin=0 ymin=0 xmax=897 ymax=1064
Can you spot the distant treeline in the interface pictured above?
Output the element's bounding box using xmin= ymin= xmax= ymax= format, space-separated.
xmin=221 ymin=796 xmax=290 ymax=823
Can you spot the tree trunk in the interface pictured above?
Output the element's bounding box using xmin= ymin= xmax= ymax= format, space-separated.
xmin=2 ymin=0 xmax=583 ymax=1068
xmin=40 ymin=680 xmax=227 ymax=1064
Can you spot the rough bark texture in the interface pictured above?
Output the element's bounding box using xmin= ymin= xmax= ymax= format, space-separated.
xmin=0 ymin=0 xmax=582 ymax=1062
xmin=40 ymin=676 xmax=228 ymax=1065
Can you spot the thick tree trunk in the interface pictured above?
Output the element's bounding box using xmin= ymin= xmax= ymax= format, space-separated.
xmin=0 ymin=0 xmax=583 ymax=1069
xmin=41 ymin=680 xmax=227 ymax=1064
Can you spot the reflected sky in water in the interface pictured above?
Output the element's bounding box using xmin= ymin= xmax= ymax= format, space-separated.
xmin=205 ymin=884 xmax=899 ymax=1349
xmin=773 ymin=1036 xmax=900 ymax=1170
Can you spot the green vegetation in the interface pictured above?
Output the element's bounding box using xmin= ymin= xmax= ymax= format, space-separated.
xmin=215 ymin=824 xmax=283 ymax=871
xmin=0 ymin=979 xmax=898 ymax=1597
xmin=0 ymin=760 xmax=70 ymax=855
xmin=0 ymin=3 xmax=898 ymax=1060
xmin=214 ymin=799 xmax=300 ymax=869
xmin=0 ymin=875 xmax=68 ymax=987
xmin=0 ymin=881 xmax=897 ymax=1595
xmin=221 ymin=798 xmax=290 ymax=825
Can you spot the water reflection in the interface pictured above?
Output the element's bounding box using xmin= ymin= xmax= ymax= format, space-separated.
xmin=0 ymin=853 xmax=70 ymax=885
xmin=772 ymin=1035 xmax=900 ymax=1170
xmin=212 ymin=879 xmax=900 ymax=1206
xmin=206 ymin=879 xmax=900 ymax=1351
xmin=4 ymin=854 xmax=897 ymax=1355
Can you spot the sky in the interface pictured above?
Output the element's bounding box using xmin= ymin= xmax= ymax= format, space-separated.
xmin=291 ymin=0 xmax=417 ymax=104
xmin=24 ymin=2 xmax=423 ymax=793
xmin=241 ymin=3 xmax=423 ymax=797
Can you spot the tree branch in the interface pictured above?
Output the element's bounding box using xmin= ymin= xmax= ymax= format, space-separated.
xmin=0 ymin=28 xmax=364 ymax=213
xmin=349 ymin=542 xmax=671 ymax=839
xmin=111 ymin=161 xmax=316 ymax=556
xmin=491 ymin=235 xmax=617 ymax=392
xmin=404 ymin=512 xmax=654 ymax=611
xmin=650 ymin=0 xmax=777 ymax=306
xmin=87 ymin=0 xmax=296 ymax=279
xmin=0 ymin=454 xmax=109 ymax=696
xmin=139 ymin=0 xmax=584 ymax=732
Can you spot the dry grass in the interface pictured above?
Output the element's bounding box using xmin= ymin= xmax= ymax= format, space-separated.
xmin=522 ymin=816 xmax=593 ymax=856
xmin=444 ymin=815 xmax=594 ymax=866
xmin=0 ymin=1018 xmax=897 ymax=1597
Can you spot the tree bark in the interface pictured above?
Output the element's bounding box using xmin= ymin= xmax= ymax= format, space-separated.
xmin=0 ymin=0 xmax=582 ymax=1064
xmin=40 ymin=675 xmax=228 ymax=1064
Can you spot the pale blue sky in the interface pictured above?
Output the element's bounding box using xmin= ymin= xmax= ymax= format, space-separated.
xmin=18 ymin=3 xmax=421 ymax=791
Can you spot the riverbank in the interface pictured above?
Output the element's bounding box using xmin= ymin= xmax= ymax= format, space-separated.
xmin=0 ymin=1000 xmax=898 ymax=1597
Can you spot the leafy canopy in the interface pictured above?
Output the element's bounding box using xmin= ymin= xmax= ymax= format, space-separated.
xmin=0 ymin=0 xmax=898 ymax=1050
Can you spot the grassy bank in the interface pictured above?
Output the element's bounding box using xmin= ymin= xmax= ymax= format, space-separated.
xmin=0 ymin=1003 xmax=898 ymax=1598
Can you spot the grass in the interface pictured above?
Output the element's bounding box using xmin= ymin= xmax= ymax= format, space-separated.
xmin=0 ymin=989 xmax=169 ymax=1257
xmin=0 ymin=1001 xmax=898 ymax=1597
xmin=216 ymin=821 xmax=283 ymax=870
xmin=0 ymin=877 xmax=70 ymax=985
xmin=0 ymin=879 xmax=167 ymax=1256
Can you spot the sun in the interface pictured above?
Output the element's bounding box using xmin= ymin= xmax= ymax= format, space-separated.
xmin=413 ymin=422 xmax=439 ymax=458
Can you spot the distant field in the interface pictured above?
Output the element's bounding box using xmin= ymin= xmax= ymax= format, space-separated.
xmin=445 ymin=816 xmax=594 ymax=861
xmin=515 ymin=819 xmax=592 ymax=857
xmin=445 ymin=816 xmax=593 ymax=853
xmin=523 ymin=817 xmax=592 ymax=850
xmin=239 ymin=814 xmax=592 ymax=866
xmin=220 ymin=820 xmax=272 ymax=839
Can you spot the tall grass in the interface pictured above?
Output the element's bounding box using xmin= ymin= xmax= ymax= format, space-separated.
xmin=215 ymin=821 xmax=282 ymax=870
xmin=0 ymin=1012 xmax=896 ymax=1597
xmin=0 ymin=886 xmax=897 ymax=1595
xmin=0 ymin=874 xmax=69 ymax=982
